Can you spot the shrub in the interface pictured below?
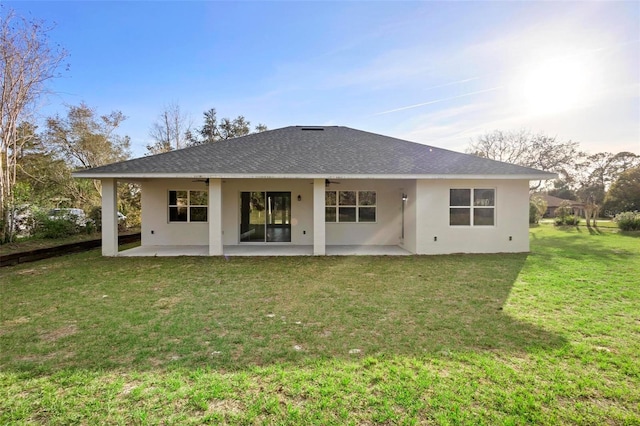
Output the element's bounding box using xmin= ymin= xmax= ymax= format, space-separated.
xmin=89 ymin=206 xmax=102 ymax=231
xmin=84 ymin=220 xmax=98 ymax=235
xmin=614 ymin=211 xmax=640 ymax=231
xmin=554 ymin=200 xmax=580 ymax=226
xmin=555 ymin=201 xmax=573 ymax=218
xmin=529 ymin=203 xmax=539 ymax=224
xmin=529 ymin=196 xmax=547 ymax=224
xmin=555 ymin=215 xmax=580 ymax=226
xmin=88 ymin=206 xmax=129 ymax=232
xmin=32 ymin=210 xmax=84 ymax=239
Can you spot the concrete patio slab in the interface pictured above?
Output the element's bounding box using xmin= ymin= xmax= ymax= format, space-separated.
xmin=118 ymin=244 xmax=412 ymax=257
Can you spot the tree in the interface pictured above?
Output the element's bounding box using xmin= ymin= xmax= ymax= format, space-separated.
xmin=467 ymin=129 xmax=583 ymax=190
xmin=13 ymin=122 xmax=67 ymax=206
xmin=197 ymin=108 xmax=222 ymax=144
xmin=547 ymin=179 xmax=577 ymax=201
xmin=187 ymin=107 xmax=267 ymax=146
xmin=44 ymin=103 xmax=131 ymax=202
xmin=0 ymin=8 xmax=68 ymax=242
xmin=147 ymin=102 xmax=191 ymax=154
xmin=574 ymin=151 xmax=639 ymax=203
xmin=604 ymin=166 xmax=640 ymax=214
xmin=145 ymin=106 xmax=267 ymax=155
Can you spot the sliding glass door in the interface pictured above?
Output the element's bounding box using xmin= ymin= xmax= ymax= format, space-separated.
xmin=240 ymin=192 xmax=291 ymax=242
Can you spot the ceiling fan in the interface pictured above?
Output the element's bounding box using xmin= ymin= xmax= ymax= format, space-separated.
xmin=310 ymin=179 xmax=341 ymax=187
xmin=192 ymin=178 xmax=209 ymax=184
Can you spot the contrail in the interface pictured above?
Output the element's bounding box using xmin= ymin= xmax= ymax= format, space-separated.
xmin=374 ymin=86 xmax=504 ymax=116
xmin=421 ymin=77 xmax=480 ymax=91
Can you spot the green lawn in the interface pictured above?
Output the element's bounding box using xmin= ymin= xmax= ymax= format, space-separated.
xmin=1 ymin=225 xmax=638 ymax=424
xmin=0 ymin=232 xmax=102 ymax=256
xmin=0 ymin=228 xmax=141 ymax=256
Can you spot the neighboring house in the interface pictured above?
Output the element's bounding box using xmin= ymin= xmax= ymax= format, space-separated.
xmin=532 ymin=193 xmax=584 ymax=218
xmin=73 ymin=126 xmax=556 ymax=257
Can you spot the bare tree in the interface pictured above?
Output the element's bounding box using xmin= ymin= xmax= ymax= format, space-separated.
xmin=147 ymin=102 xmax=191 ymax=154
xmin=0 ymin=9 xmax=68 ymax=242
xmin=467 ymin=129 xmax=584 ymax=191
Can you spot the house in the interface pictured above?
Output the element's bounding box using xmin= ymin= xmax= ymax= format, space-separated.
xmin=73 ymin=126 xmax=556 ymax=257
xmin=532 ymin=193 xmax=584 ymax=218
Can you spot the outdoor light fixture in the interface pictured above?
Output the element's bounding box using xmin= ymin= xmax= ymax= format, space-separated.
xmin=297 ymin=195 xmax=302 ymax=202
xmin=401 ymin=193 xmax=408 ymax=240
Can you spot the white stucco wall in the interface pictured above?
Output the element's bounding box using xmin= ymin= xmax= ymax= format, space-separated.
xmin=414 ymin=179 xmax=530 ymax=254
xmin=399 ymin=180 xmax=417 ymax=253
xmin=221 ymin=178 xmax=409 ymax=247
xmin=141 ymin=178 xmax=410 ymax=247
xmin=142 ymin=178 xmax=315 ymax=246
xmin=324 ymin=179 xmax=406 ymax=246
xmin=140 ymin=177 xmax=531 ymax=253
xmin=220 ymin=179 xmax=315 ymax=245
xmin=141 ymin=179 xmax=210 ymax=246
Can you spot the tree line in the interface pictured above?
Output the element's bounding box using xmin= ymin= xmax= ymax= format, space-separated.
xmin=146 ymin=102 xmax=267 ymax=154
xmin=0 ymin=8 xmax=267 ymax=242
xmin=1 ymin=99 xmax=267 ymax=243
xmin=466 ymin=129 xmax=640 ymax=217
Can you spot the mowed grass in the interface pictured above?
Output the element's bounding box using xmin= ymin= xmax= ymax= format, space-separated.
xmin=1 ymin=226 xmax=638 ymax=424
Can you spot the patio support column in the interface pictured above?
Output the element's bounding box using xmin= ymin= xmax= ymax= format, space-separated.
xmin=313 ymin=178 xmax=326 ymax=255
xmin=101 ymin=178 xmax=118 ymax=256
xmin=208 ymin=178 xmax=223 ymax=256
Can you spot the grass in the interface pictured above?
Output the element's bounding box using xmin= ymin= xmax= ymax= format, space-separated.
xmin=0 ymin=228 xmax=141 ymax=257
xmin=1 ymin=225 xmax=638 ymax=424
xmin=0 ymin=232 xmax=102 ymax=256
xmin=540 ymin=217 xmax=620 ymax=230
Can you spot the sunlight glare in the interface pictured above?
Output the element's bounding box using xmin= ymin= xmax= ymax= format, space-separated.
xmin=520 ymin=57 xmax=591 ymax=115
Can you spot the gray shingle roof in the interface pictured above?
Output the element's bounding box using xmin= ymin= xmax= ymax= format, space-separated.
xmin=73 ymin=126 xmax=557 ymax=179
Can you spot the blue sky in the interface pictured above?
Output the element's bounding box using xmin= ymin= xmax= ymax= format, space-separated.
xmin=5 ymin=1 xmax=639 ymax=157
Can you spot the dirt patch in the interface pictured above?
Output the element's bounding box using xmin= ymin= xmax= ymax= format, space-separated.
xmin=153 ymin=296 xmax=182 ymax=312
xmin=0 ymin=316 xmax=32 ymax=336
xmin=3 ymin=316 xmax=31 ymax=326
xmin=120 ymin=380 xmax=143 ymax=396
xmin=207 ymin=399 xmax=245 ymax=416
xmin=19 ymin=350 xmax=75 ymax=363
xmin=41 ymin=324 xmax=78 ymax=342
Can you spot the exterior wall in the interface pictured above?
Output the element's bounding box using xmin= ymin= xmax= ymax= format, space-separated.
xmin=221 ymin=179 xmax=314 ymax=245
xmin=325 ymin=179 xmax=406 ymax=246
xmin=140 ymin=177 xmax=531 ymax=254
xmin=101 ymin=178 xmax=119 ymax=256
xmin=313 ymin=178 xmax=326 ymax=255
xmin=415 ymin=179 xmax=530 ymax=254
xmin=142 ymin=178 xmax=315 ymax=246
xmin=399 ymin=180 xmax=417 ymax=253
xmin=141 ymin=178 xmax=409 ymax=248
xmin=141 ymin=179 xmax=210 ymax=246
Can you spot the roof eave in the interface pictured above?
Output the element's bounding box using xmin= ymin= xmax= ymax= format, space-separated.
xmin=73 ymin=172 xmax=558 ymax=180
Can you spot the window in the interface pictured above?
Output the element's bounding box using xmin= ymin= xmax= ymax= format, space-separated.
xmin=449 ymin=188 xmax=495 ymax=226
xmin=168 ymin=190 xmax=208 ymax=222
xmin=325 ymin=191 xmax=376 ymax=223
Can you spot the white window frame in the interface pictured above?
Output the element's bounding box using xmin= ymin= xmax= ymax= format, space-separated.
xmin=325 ymin=190 xmax=377 ymax=223
xmin=168 ymin=190 xmax=209 ymax=223
xmin=449 ymin=188 xmax=496 ymax=227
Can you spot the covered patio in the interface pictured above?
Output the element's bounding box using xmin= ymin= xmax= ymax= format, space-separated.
xmin=118 ymin=245 xmax=411 ymax=257
xmin=74 ymin=126 xmax=556 ymax=257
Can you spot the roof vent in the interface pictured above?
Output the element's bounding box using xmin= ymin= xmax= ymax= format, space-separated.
xmin=300 ymin=126 xmax=325 ymax=131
